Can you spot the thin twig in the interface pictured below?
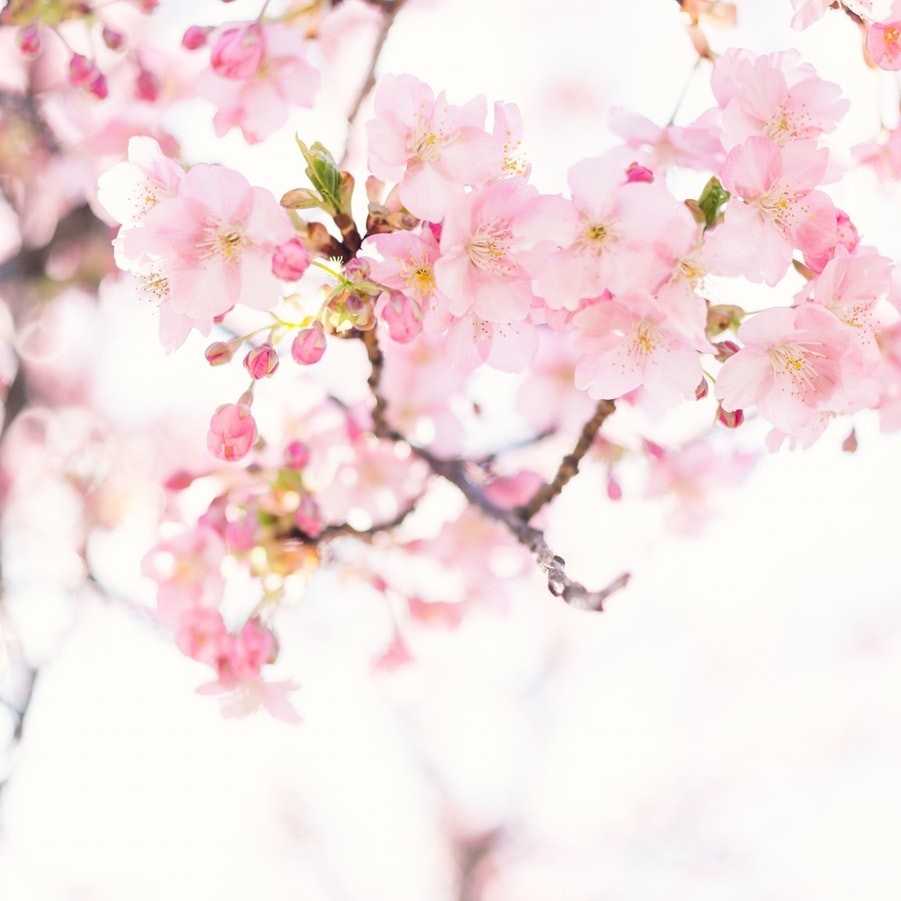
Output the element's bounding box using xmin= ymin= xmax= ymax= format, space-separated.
xmin=359 ymin=330 xmax=630 ymax=611
xmin=345 ymin=0 xmax=409 ymax=129
xmin=516 ymin=398 xmax=616 ymax=522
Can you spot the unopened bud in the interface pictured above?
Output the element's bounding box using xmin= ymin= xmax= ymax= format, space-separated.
xmin=626 ymin=161 xmax=654 ymax=183
xmin=291 ymin=322 xmax=326 ymax=364
xmin=717 ymin=406 xmax=744 ymax=429
xmin=135 ymin=68 xmax=160 ymax=102
xmin=295 ymin=493 xmax=325 ymax=538
xmin=842 ymin=428 xmax=858 ymax=453
xmin=606 ymin=473 xmax=622 ymax=501
xmin=381 ymin=291 xmax=423 ymax=343
xmin=272 ymin=237 xmax=309 ymax=281
xmin=284 ymin=440 xmax=310 ymax=469
xmin=204 ymin=340 xmax=236 ymax=365
xmin=714 ymin=340 xmax=741 ymax=362
xmin=68 ymin=53 xmax=97 ymax=87
xmin=101 ymin=25 xmax=125 ymax=51
xmin=695 ymin=377 xmax=709 ymax=400
xmin=17 ymin=24 xmax=41 ymax=56
xmin=243 ymin=343 xmax=279 ymax=379
xmin=182 ymin=25 xmax=212 ymax=50
xmin=89 ymin=72 xmax=109 ymax=100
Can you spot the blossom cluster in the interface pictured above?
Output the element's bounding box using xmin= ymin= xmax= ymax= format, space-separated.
xmin=9 ymin=0 xmax=893 ymax=712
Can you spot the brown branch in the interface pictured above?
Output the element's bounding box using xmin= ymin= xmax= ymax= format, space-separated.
xmin=516 ymin=398 xmax=616 ymax=522
xmin=344 ymin=0 xmax=409 ymax=129
xmin=359 ymin=330 xmax=630 ymax=611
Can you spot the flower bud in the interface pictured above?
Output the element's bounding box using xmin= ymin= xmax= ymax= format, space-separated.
xmin=291 ymin=323 xmax=327 ymax=364
xmin=135 ymin=68 xmax=160 ymax=102
xmin=101 ymin=26 xmax=125 ymax=51
xmin=717 ymin=406 xmax=744 ymax=429
xmin=210 ymin=24 xmax=263 ymax=80
xmin=626 ymin=161 xmax=654 ymax=183
xmin=17 ymin=24 xmax=41 ymax=56
xmin=713 ymin=340 xmax=741 ymax=362
xmin=89 ymin=72 xmax=109 ymax=100
xmin=295 ymin=493 xmax=325 ymax=538
xmin=695 ymin=377 xmax=709 ymax=400
xmin=271 ymin=237 xmax=309 ymax=281
xmin=68 ymin=53 xmax=97 ymax=87
xmin=204 ymin=340 xmax=236 ymax=366
xmin=243 ymin=343 xmax=279 ymax=379
xmin=207 ymin=402 xmax=257 ymax=461
xmin=284 ymin=440 xmax=310 ymax=469
xmin=381 ymin=291 xmax=423 ymax=343
xmin=182 ymin=25 xmax=212 ymax=50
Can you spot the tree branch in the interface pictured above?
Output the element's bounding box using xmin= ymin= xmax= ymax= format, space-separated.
xmin=345 ymin=0 xmax=409 ymax=129
xmin=359 ymin=330 xmax=630 ymax=611
xmin=516 ymin=398 xmax=616 ymax=522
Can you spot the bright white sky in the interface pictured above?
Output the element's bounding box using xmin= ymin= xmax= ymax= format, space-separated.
xmin=2 ymin=1 xmax=901 ymax=898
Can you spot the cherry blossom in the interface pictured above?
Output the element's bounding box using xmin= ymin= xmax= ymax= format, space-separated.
xmin=367 ymin=74 xmax=504 ymax=220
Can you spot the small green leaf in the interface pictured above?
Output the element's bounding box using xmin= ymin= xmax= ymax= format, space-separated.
xmin=280 ymin=187 xmax=324 ymax=210
xmin=296 ymin=138 xmax=342 ymax=215
xmin=697 ymin=176 xmax=731 ymax=229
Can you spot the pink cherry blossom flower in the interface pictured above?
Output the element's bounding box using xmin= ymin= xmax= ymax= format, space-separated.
xmin=571 ymin=291 xmax=709 ymax=406
xmin=209 ymin=23 xmax=264 ymax=80
xmin=712 ymin=49 xmax=848 ymax=150
xmin=434 ymin=176 xmax=546 ymax=325
xmin=802 ymin=247 xmax=896 ymax=359
xmin=715 ymin=303 xmax=854 ymax=439
xmin=197 ymin=22 xmax=320 ymax=142
xmin=530 ymin=151 xmax=697 ymax=310
xmin=712 ymin=136 xmax=837 ymax=286
xmin=207 ymin=401 xmax=257 ymax=462
xmin=367 ymin=74 xmax=504 ymax=221
xmin=868 ymin=19 xmax=901 ymax=69
xmin=141 ymin=526 xmax=226 ymax=624
xmin=609 ymin=107 xmax=724 ymax=172
xmin=364 ymin=227 xmax=448 ymax=326
xmin=96 ymin=135 xmax=184 ymax=236
xmin=175 ymin=607 xmax=230 ymax=666
xmin=130 ymin=162 xmax=293 ymax=324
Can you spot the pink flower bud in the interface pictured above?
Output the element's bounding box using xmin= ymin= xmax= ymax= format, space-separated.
xmin=842 ymin=428 xmax=858 ymax=453
xmin=626 ymin=161 xmax=654 ymax=183
xmin=137 ymin=0 xmax=159 ymax=11
xmin=243 ymin=343 xmax=279 ymax=379
xmin=271 ymin=237 xmax=309 ymax=281
xmin=210 ymin=24 xmax=263 ymax=80
xmin=135 ymin=67 xmax=159 ymax=102
xmin=714 ymin=340 xmax=740 ymax=362
xmin=68 ymin=53 xmax=97 ymax=87
xmin=101 ymin=25 xmax=125 ymax=51
xmin=89 ymin=72 xmax=109 ymax=100
xmin=226 ymin=618 xmax=277 ymax=679
xmin=381 ymin=291 xmax=423 ymax=343
xmin=291 ymin=323 xmax=326 ymax=365
xmin=717 ymin=406 xmax=744 ymax=429
xmin=695 ymin=377 xmax=709 ymax=400
xmin=344 ymin=257 xmax=371 ymax=279
xmin=606 ymin=473 xmax=622 ymax=501
xmin=284 ymin=440 xmax=310 ymax=469
xmin=17 ymin=24 xmax=41 ymax=56
xmin=204 ymin=340 xmax=236 ymax=365
xmin=182 ymin=25 xmax=212 ymax=50
xmin=295 ymin=493 xmax=325 ymax=538
xmin=207 ymin=402 xmax=257 ymax=461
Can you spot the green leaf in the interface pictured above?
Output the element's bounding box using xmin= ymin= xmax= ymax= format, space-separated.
xmin=296 ymin=138 xmax=342 ymax=215
xmin=697 ymin=176 xmax=731 ymax=229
